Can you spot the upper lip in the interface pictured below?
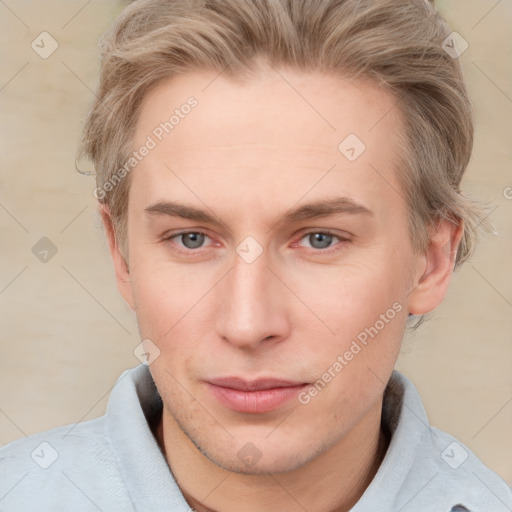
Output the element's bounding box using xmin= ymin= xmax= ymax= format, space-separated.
xmin=207 ymin=377 xmax=307 ymax=391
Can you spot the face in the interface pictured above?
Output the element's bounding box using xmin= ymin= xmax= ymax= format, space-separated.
xmin=113 ymin=67 xmax=434 ymax=474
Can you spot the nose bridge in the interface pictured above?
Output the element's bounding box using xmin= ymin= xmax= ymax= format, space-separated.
xmin=232 ymin=252 xmax=269 ymax=308
xmin=215 ymin=249 xmax=288 ymax=349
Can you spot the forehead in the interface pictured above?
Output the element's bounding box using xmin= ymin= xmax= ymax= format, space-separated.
xmin=135 ymin=68 xmax=402 ymax=148
xmin=130 ymin=68 xmax=406 ymax=222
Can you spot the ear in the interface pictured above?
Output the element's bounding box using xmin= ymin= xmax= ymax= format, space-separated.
xmin=100 ymin=205 xmax=135 ymax=311
xmin=408 ymin=218 xmax=463 ymax=315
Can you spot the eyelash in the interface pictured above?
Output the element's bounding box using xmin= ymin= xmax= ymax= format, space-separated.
xmin=163 ymin=230 xmax=350 ymax=256
xmin=301 ymin=231 xmax=351 ymax=254
xmin=163 ymin=230 xmax=213 ymax=255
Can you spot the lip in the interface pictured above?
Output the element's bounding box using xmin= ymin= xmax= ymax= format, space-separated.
xmin=206 ymin=377 xmax=308 ymax=414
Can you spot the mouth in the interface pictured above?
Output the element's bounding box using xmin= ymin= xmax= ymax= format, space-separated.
xmin=205 ymin=377 xmax=309 ymax=414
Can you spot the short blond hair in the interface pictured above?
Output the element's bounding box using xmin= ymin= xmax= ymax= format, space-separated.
xmin=79 ymin=0 xmax=489 ymax=267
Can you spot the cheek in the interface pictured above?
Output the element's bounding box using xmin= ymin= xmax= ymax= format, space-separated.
xmin=130 ymin=258 xmax=206 ymax=343
xmin=284 ymin=255 xmax=410 ymax=393
xmin=288 ymin=256 xmax=409 ymax=340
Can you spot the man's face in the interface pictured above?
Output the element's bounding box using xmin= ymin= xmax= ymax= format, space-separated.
xmin=123 ymin=68 xmax=424 ymax=473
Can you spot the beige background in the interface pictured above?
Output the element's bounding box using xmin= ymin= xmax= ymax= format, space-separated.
xmin=1 ymin=0 xmax=511 ymax=485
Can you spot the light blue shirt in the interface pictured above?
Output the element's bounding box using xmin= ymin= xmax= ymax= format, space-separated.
xmin=1 ymin=365 xmax=511 ymax=511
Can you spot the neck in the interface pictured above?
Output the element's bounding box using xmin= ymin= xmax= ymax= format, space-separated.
xmin=154 ymin=399 xmax=389 ymax=512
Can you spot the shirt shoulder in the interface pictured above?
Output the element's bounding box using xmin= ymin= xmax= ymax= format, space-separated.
xmin=0 ymin=416 xmax=133 ymax=512
xmin=1 ymin=366 xmax=190 ymax=512
xmin=366 ymin=370 xmax=512 ymax=512
xmin=419 ymin=425 xmax=512 ymax=512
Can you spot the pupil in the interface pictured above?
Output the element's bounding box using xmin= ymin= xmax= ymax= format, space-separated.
xmin=310 ymin=233 xmax=332 ymax=249
xmin=183 ymin=232 xmax=205 ymax=249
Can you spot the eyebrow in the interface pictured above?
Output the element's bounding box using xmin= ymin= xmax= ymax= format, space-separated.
xmin=144 ymin=196 xmax=374 ymax=228
xmin=282 ymin=197 xmax=373 ymax=223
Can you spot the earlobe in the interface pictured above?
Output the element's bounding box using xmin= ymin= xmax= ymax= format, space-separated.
xmin=407 ymin=219 xmax=463 ymax=315
xmin=99 ymin=205 xmax=135 ymax=311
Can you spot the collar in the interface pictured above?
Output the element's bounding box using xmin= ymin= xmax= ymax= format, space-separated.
xmin=105 ymin=365 xmax=511 ymax=512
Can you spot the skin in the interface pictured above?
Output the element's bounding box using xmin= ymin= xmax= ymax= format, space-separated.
xmin=102 ymin=67 xmax=462 ymax=512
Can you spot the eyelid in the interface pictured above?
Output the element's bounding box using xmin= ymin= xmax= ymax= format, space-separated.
xmin=164 ymin=229 xmax=210 ymax=239
xmin=296 ymin=228 xmax=352 ymax=240
xmin=163 ymin=229 xmax=216 ymax=251
xmin=162 ymin=229 xmax=351 ymax=255
xmin=292 ymin=229 xmax=351 ymax=253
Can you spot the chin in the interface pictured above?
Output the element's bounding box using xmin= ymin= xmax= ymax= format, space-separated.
xmin=189 ymin=427 xmax=331 ymax=476
xmin=201 ymin=445 xmax=312 ymax=475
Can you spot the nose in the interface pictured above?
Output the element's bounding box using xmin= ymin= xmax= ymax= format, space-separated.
xmin=215 ymin=250 xmax=291 ymax=351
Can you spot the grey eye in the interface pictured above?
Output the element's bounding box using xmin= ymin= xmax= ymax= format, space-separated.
xmin=308 ymin=233 xmax=334 ymax=249
xmin=180 ymin=232 xmax=206 ymax=249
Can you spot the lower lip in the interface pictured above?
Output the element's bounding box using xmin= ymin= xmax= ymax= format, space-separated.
xmin=207 ymin=383 xmax=308 ymax=413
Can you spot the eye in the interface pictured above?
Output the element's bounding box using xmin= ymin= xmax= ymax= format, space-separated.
xmin=167 ymin=231 xmax=211 ymax=250
xmin=303 ymin=232 xmax=336 ymax=249
xmin=295 ymin=231 xmax=349 ymax=252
